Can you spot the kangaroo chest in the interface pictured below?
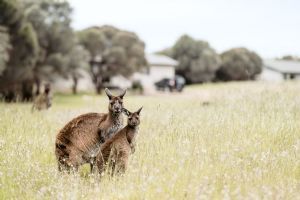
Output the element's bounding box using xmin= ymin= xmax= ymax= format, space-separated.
xmin=86 ymin=119 xmax=122 ymax=159
xmin=105 ymin=123 xmax=122 ymax=138
xmin=101 ymin=118 xmax=123 ymax=139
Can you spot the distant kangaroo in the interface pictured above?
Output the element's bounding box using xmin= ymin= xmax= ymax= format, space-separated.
xmin=32 ymin=84 xmax=51 ymax=111
xmin=55 ymin=88 xmax=126 ymax=172
xmin=96 ymin=107 xmax=142 ymax=176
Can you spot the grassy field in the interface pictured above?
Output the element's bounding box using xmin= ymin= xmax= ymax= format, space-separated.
xmin=0 ymin=81 xmax=300 ymax=199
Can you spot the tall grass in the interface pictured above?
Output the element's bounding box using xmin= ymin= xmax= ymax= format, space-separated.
xmin=0 ymin=81 xmax=299 ymax=199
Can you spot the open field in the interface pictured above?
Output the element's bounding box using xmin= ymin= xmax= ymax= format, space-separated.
xmin=0 ymin=81 xmax=300 ymax=199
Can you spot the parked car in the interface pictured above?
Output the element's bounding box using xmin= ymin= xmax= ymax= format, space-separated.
xmin=155 ymin=75 xmax=186 ymax=92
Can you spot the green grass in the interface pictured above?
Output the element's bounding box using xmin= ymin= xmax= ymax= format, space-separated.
xmin=0 ymin=81 xmax=299 ymax=199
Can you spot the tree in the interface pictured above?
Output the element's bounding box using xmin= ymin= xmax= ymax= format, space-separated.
xmin=0 ymin=0 xmax=82 ymax=101
xmin=0 ymin=26 xmax=11 ymax=76
xmin=216 ymin=48 xmax=263 ymax=81
xmin=0 ymin=0 xmax=23 ymax=28
xmin=24 ymin=0 xmax=75 ymax=94
xmin=159 ymin=35 xmax=221 ymax=84
xmin=66 ymin=45 xmax=90 ymax=94
xmin=78 ymin=25 xmax=146 ymax=93
xmin=77 ymin=27 xmax=105 ymax=59
xmin=280 ymin=55 xmax=300 ymax=61
xmin=0 ymin=0 xmax=39 ymax=101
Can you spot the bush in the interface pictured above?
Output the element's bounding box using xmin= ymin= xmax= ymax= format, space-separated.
xmin=131 ymin=80 xmax=143 ymax=94
xmin=216 ymin=48 xmax=263 ymax=81
xmin=159 ymin=35 xmax=221 ymax=84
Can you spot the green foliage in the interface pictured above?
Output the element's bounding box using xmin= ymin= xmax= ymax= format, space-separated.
xmin=0 ymin=0 xmax=39 ymax=85
xmin=156 ymin=47 xmax=172 ymax=57
xmin=0 ymin=22 xmax=39 ymax=97
xmin=1 ymin=1 xmax=146 ymax=96
xmin=15 ymin=22 xmax=39 ymax=67
xmin=161 ymin=35 xmax=221 ymax=84
xmin=45 ymin=53 xmax=69 ymax=77
xmin=77 ymin=28 xmax=105 ymax=58
xmin=216 ymin=48 xmax=263 ymax=81
xmin=24 ymin=0 xmax=76 ymax=80
xmin=280 ymin=55 xmax=300 ymax=61
xmin=67 ymin=45 xmax=90 ymax=79
xmin=0 ymin=0 xmax=23 ymax=28
xmin=79 ymin=26 xmax=146 ymax=77
xmin=0 ymin=26 xmax=11 ymax=75
xmin=78 ymin=25 xmax=146 ymax=93
xmin=0 ymin=0 xmax=86 ymax=100
xmin=132 ymin=80 xmax=144 ymax=94
xmin=64 ymin=45 xmax=90 ymax=94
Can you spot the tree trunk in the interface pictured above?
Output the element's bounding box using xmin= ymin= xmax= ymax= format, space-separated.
xmin=89 ymin=61 xmax=104 ymax=94
xmin=96 ymin=76 xmax=102 ymax=94
xmin=21 ymin=81 xmax=34 ymax=102
xmin=4 ymin=90 xmax=16 ymax=102
xmin=72 ymin=76 xmax=78 ymax=94
xmin=34 ymin=77 xmax=41 ymax=95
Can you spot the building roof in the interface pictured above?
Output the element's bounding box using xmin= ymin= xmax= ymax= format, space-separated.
xmin=264 ymin=59 xmax=300 ymax=74
xmin=146 ymin=54 xmax=178 ymax=66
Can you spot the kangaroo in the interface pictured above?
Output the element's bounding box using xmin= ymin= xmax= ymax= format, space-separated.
xmin=32 ymin=84 xmax=51 ymax=111
xmin=96 ymin=107 xmax=142 ymax=176
xmin=55 ymin=88 xmax=126 ymax=172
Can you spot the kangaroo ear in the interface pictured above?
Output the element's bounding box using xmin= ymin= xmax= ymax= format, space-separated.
xmin=122 ymin=108 xmax=131 ymax=116
xmin=136 ymin=107 xmax=143 ymax=115
xmin=119 ymin=89 xmax=126 ymax=99
xmin=105 ymin=88 xmax=113 ymax=99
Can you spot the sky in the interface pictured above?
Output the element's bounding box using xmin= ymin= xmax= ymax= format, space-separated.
xmin=68 ymin=0 xmax=300 ymax=58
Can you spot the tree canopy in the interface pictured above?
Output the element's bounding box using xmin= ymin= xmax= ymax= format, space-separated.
xmin=0 ymin=0 xmax=89 ymax=100
xmin=0 ymin=0 xmax=146 ymax=99
xmin=78 ymin=25 xmax=146 ymax=93
xmin=0 ymin=26 xmax=11 ymax=75
xmin=24 ymin=0 xmax=75 ymax=82
xmin=66 ymin=45 xmax=90 ymax=94
xmin=159 ymin=35 xmax=221 ymax=84
xmin=216 ymin=48 xmax=263 ymax=81
xmin=0 ymin=0 xmax=40 ymax=101
xmin=280 ymin=55 xmax=300 ymax=61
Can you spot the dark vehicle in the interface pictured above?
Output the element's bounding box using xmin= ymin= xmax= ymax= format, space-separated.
xmin=155 ymin=75 xmax=185 ymax=92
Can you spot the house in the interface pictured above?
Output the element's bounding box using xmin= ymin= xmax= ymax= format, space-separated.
xmin=111 ymin=54 xmax=178 ymax=93
xmin=260 ymin=59 xmax=300 ymax=81
xmin=145 ymin=54 xmax=178 ymax=82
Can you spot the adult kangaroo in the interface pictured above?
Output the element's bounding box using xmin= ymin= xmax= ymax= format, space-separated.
xmin=55 ymin=88 xmax=126 ymax=172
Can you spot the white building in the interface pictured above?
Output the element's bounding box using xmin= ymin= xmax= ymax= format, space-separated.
xmin=112 ymin=54 xmax=178 ymax=94
xmin=145 ymin=54 xmax=178 ymax=82
xmin=260 ymin=59 xmax=300 ymax=81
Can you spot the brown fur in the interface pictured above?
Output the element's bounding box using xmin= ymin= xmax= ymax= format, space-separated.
xmin=96 ymin=107 xmax=142 ymax=176
xmin=32 ymin=84 xmax=51 ymax=111
xmin=55 ymin=88 xmax=126 ymax=172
